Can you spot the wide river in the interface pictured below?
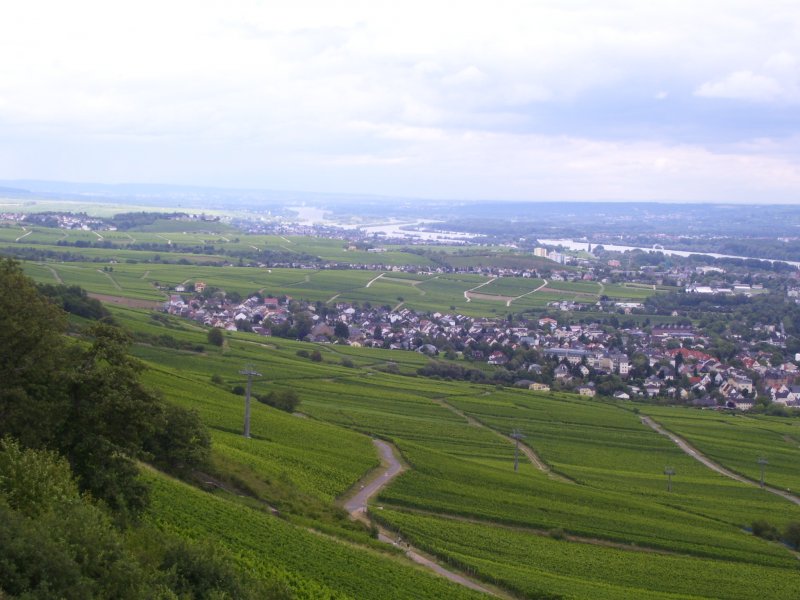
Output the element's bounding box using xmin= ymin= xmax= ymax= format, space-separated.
xmin=289 ymin=206 xmax=480 ymax=243
xmin=539 ymin=239 xmax=800 ymax=269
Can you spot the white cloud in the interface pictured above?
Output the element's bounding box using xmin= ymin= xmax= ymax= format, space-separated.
xmin=695 ymin=51 xmax=800 ymax=103
xmin=442 ymin=66 xmax=487 ymax=86
xmin=1 ymin=1 xmax=800 ymax=201
xmin=696 ymin=70 xmax=785 ymax=102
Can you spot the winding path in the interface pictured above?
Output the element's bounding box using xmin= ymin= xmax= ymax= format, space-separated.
xmin=641 ymin=416 xmax=800 ymax=506
xmin=97 ymin=269 xmax=122 ymax=290
xmin=343 ymin=439 xmax=500 ymax=597
xmin=42 ymin=264 xmax=63 ymax=284
xmin=365 ymin=272 xmax=385 ymax=288
xmin=464 ymin=278 xmax=496 ymax=302
xmin=507 ymin=279 xmax=548 ymax=307
xmin=343 ymin=439 xmax=405 ymax=518
xmin=431 ymin=397 xmax=572 ymax=483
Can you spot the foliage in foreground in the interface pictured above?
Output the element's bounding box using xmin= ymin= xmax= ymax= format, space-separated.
xmin=0 ymin=258 xmax=210 ymax=517
xmin=0 ymin=438 xmax=289 ymax=599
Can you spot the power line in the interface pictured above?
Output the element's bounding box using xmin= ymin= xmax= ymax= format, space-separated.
xmin=664 ymin=466 xmax=675 ymax=492
xmin=757 ymin=457 xmax=768 ymax=489
xmin=510 ymin=429 xmax=526 ymax=472
xmin=239 ymin=364 xmax=262 ymax=438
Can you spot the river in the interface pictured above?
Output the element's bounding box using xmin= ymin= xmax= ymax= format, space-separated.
xmin=539 ymin=239 xmax=800 ymax=269
xmin=289 ymin=206 xmax=481 ymax=243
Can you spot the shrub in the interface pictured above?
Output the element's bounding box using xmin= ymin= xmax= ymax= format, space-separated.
xmin=784 ymin=522 xmax=800 ymax=549
xmin=751 ymin=519 xmax=780 ymax=540
xmin=207 ymin=328 xmax=224 ymax=347
xmin=256 ymin=389 xmax=300 ymax=413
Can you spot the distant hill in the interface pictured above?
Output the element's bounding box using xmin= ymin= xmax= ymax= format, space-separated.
xmin=0 ymin=185 xmax=30 ymax=195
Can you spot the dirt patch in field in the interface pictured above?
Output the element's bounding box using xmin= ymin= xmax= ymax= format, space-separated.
xmin=465 ymin=291 xmax=514 ymax=302
xmin=88 ymin=293 xmax=164 ymax=309
xmin=539 ymin=286 xmax=597 ymax=297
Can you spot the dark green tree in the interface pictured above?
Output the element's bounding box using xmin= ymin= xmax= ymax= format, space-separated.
xmin=334 ymin=321 xmax=350 ymax=339
xmin=207 ymin=327 xmax=224 ymax=346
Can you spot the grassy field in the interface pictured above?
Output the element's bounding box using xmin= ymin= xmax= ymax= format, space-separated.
xmin=640 ymin=406 xmax=800 ymax=493
xmin=18 ymin=258 xmax=661 ymax=317
xmin=56 ymin=303 xmax=800 ymax=598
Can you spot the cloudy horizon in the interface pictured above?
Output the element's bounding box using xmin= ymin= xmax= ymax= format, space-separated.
xmin=2 ymin=1 xmax=800 ymax=203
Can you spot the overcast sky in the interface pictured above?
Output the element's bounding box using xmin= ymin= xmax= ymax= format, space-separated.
xmin=2 ymin=1 xmax=800 ymax=202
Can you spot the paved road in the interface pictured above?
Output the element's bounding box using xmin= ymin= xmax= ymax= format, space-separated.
xmin=641 ymin=416 xmax=800 ymax=506
xmin=344 ymin=439 xmax=500 ymax=597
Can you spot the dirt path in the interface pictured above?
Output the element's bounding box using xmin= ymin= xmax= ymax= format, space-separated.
xmin=92 ymin=231 xmax=104 ymax=241
xmin=326 ymin=293 xmax=341 ymax=303
xmin=507 ymin=279 xmax=548 ymax=307
xmin=641 ymin=416 xmax=800 ymax=506
xmin=40 ymin=264 xmax=63 ymax=284
xmin=286 ymin=274 xmax=312 ymax=286
xmin=464 ymin=278 xmax=496 ymax=303
xmin=365 ymin=272 xmax=385 ymax=288
xmin=15 ymin=228 xmax=31 ymax=242
xmin=343 ymin=439 xmax=501 ymax=597
xmin=431 ymin=398 xmax=572 ymax=483
xmin=382 ymin=275 xmax=436 ymax=297
xmin=393 ymin=505 xmax=682 ymax=556
xmin=468 ymin=292 xmax=514 ymax=303
xmin=343 ymin=440 xmax=405 ymax=518
xmin=87 ymin=293 xmax=164 ymax=309
xmin=140 ymin=270 xmax=150 ymax=280
xmin=97 ymin=269 xmax=122 ymax=290
xmin=539 ymin=286 xmax=597 ymax=298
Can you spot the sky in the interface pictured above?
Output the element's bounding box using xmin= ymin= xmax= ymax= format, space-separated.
xmin=1 ymin=0 xmax=800 ymax=203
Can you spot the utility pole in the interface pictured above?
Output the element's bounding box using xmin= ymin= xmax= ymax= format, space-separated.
xmin=664 ymin=466 xmax=675 ymax=492
xmin=757 ymin=457 xmax=768 ymax=489
xmin=239 ymin=364 xmax=262 ymax=438
xmin=510 ymin=429 xmax=525 ymax=472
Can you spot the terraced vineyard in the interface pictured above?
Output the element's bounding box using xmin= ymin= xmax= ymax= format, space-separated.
xmin=19 ymin=257 xmax=660 ymax=317
xmin=6 ymin=251 xmax=799 ymax=598
xmin=95 ymin=303 xmax=800 ymax=599
xmin=3 ymin=216 xmax=667 ymax=317
xmin=640 ymin=406 xmax=800 ymax=493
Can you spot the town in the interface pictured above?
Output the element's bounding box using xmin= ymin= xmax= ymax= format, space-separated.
xmin=164 ymin=269 xmax=800 ymax=412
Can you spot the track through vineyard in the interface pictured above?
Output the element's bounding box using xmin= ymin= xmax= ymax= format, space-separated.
xmin=642 ymin=416 xmax=800 ymax=506
xmin=343 ymin=439 xmax=502 ymax=597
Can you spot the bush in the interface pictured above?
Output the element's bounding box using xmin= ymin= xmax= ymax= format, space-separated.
xmin=256 ymin=389 xmax=300 ymax=413
xmin=751 ymin=519 xmax=780 ymax=540
xmin=310 ymin=350 xmax=323 ymax=362
xmin=207 ymin=328 xmax=224 ymax=347
xmin=232 ymin=386 xmax=245 ymax=396
xmin=784 ymin=522 xmax=800 ymax=549
xmin=340 ymin=358 xmax=355 ymax=368
xmin=296 ymin=349 xmax=310 ymax=358
xmin=210 ymin=374 xmax=223 ymax=384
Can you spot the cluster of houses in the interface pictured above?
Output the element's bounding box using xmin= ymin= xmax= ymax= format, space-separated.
xmin=1 ymin=211 xmax=109 ymax=231
xmin=163 ymin=284 xmax=800 ymax=411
